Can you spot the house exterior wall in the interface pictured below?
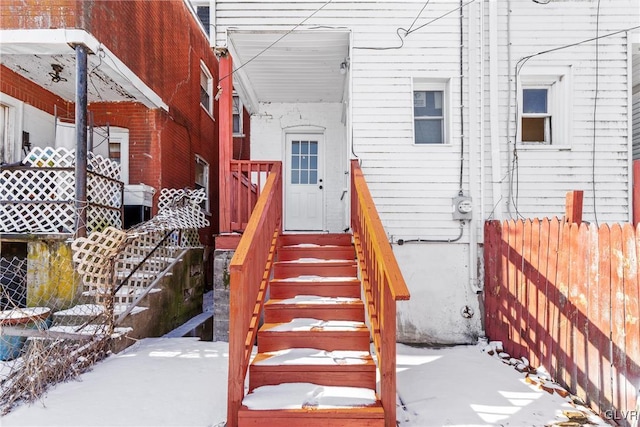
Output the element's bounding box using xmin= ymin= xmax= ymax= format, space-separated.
xmin=250 ymin=102 xmax=348 ymax=233
xmin=487 ymin=0 xmax=635 ymax=223
xmin=214 ymin=0 xmax=636 ymax=344
xmin=1 ymin=0 xmax=220 ymax=242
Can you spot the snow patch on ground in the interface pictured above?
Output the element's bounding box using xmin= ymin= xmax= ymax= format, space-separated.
xmin=1 ymin=340 xmax=610 ymax=426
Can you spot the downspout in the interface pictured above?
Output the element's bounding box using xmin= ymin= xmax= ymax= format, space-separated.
xmin=467 ymin=1 xmax=481 ymax=293
xmin=74 ymin=43 xmax=88 ymax=238
xmin=489 ymin=0 xmax=503 ymax=220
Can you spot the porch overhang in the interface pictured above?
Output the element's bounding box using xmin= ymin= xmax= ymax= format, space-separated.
xmin=0 ymin=29 xmax=168 ymax=110
xmin=224 ymin=30 xmax=350 ymax=114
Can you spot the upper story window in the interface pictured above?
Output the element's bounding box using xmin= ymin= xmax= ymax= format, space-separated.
xmin=196 ymin=6 xmax=210 ymax=36
xmin=200 ymin=62 xmax=213 ymax=116
xmin=233 ymin=94 xmax=243 ymax=136
xmin=195 ymin=155 xmax=210 ymax=213
xmin=413 ymin=80 xmax=450 ymax=145
xmin=189 ymin=1 xmax=210 ymax=37
xmin=518 ymin=66 xmax=571 ymax=147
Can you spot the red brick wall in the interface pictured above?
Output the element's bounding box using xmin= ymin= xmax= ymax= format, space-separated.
xmin=1 ymin=0 xmax=221 ymax=242
xmin=0 ymin=66 xmax=73 ymax=118
xmin=1 ymin=0 xmax=82 ymax=29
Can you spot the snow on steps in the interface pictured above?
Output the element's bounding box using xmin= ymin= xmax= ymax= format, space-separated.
xmin=238 ymin=233 xmax=384 ymax=426
xmin=239 ymin=383 xmax=384 ymax=427
xmin=257 ymin=318 xmax=371 ymax=352
xmin=249 ymin=348 xmax=376 ymax=391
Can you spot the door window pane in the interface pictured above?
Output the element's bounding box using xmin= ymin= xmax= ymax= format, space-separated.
xmin=290 ymin=139 xmax=319 ymax=185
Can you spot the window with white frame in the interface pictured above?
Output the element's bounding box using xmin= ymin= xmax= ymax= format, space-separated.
xmin=200 ymin=62 xmax=213 ymax=115
xmin=518 ymin=67 xmax=571 ymax=146
xmin=413 ymin=80 xmax=449 ymax=144
xmin=195 ymin=155 xmax=209 ymax=212
xmin=232 ymin=94 xmax=243 ymax=136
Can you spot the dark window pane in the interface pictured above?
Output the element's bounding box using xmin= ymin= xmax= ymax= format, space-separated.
xmin=233 ymin=115 xmax=240 ymax=134
xmin=291 ymin=170 xmax=299 ymax=184
xmin=309 ymin=171 xmax=317 ymax=184
xmin=309 ymin=142 xmax=318 ymax=155
xmin=292 ymin=141 xmax=300 ymax=154
xmin=196 ymin=6 xmax=210 ymax=36
xmin=200 ymin=88 xmax=209 ymax=109
xmin=523 ymin=89 xmax=547 ymax=114
xmin=291 ymin=155 xmax=299 ymax=169
xmin=414 ymin=91 xmax=443 ymax=117
xmin=300 ymin=171 xmax=308 ymax=184
xmin=522 ymin=117 xmax=547 ymax=142
xmin=310 ymin=155 xmax=317 ymax=170
xmin=301 ymin=156 xmax=308 ymax=169
xmin=415 ymin=119 xmax=443 ymax=144
xmin=301 ymin=141 xmax=309 ymax=155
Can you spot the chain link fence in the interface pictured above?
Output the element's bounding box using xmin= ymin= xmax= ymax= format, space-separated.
xmin=0 ymin=187 xmax=208 ymax=415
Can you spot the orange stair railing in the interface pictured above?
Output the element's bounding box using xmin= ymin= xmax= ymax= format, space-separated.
xmin=226 ymin=162 xmax=282 ymax=427
xmin=350 ymin=159 xmax=411 ymax=427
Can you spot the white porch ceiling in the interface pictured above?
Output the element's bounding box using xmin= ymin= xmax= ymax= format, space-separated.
xmin=1 ymin=53 xmax=139 ymax=104
xmin=227 ymin=31 xmax=350 ymax=105
xmin=0 ymin=29 xmax=167 ymax=110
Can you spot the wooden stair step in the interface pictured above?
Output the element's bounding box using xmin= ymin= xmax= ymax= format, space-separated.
xmin=258 ymin=318 xmax=370 ymax=352
xmin=249 ymin=348 xmax=376 ymax=391
xmin=239 ymin=383 xmax=383 ymax=427
xmin=278 ymin=233 xmax=352 ymax=248
xmin=270 ymin=277 xmax=361 ymax=299
xmin=238 ymin=406 xmax=384 ymax=427
xmin=277 ymin=246 xmax=355 ymax=261
xmin=273 ymin=262 xmax=357 ymax=279
xmin=264 ymin=297 xmax=365 ymax=323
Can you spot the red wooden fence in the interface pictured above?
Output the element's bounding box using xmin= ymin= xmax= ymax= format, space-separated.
xmin=484 ymin=218 xmax=639 ymax=424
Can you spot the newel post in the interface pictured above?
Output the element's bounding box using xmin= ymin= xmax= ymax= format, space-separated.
xmin=218 ymin=52 xmax=233 ymax=233
xmin=564 ymin=190 xmax=583 ymax=225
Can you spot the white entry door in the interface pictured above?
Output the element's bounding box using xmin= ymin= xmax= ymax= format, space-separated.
xmin=285 ymin=134 xmax=324 ymax=231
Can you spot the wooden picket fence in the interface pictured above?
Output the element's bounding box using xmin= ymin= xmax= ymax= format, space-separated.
xmin=484 ymin=218 xmax=639 ymax=423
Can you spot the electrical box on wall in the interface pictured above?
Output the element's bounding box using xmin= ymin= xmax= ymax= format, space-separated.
xmin=452 ymin=195 xmax=473 ymax=220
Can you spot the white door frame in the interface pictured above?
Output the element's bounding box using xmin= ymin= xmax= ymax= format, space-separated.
xmin=283 ymin=131 xmax=325 ymax=231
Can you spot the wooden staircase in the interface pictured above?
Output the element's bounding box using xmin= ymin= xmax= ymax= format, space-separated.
xmin=237 ymin=233 xmax=385 ymax=427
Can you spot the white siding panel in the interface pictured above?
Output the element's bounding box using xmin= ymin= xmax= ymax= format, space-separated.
xmin=634 ymin=92 xmax=640 ymax=159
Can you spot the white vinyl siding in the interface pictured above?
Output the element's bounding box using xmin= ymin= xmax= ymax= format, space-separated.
xmin=216 ymin=0 xmax=635 ymax=231
xmin=634 ymin=92 xmax=640 ymax=160
xmin=486 ymin=0 xmax=634 ymax=223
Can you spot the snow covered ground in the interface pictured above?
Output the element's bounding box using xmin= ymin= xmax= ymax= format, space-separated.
xmin=1 ymin=337 xmax=608 ymax=427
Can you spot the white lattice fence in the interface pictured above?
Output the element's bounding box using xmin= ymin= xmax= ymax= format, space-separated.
xmin=0 ymin=147 xmax=123 ymax=234
xmin=73 ymin=188 xmax=208 ymax=306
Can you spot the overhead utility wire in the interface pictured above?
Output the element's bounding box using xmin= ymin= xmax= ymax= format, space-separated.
xmin=218 ymin=0 xmax=333 ymax=83
xmin=354 ymin=0 xmax=476 ymax=50
xmin=509 ymin=23 xmax=639 ymax=219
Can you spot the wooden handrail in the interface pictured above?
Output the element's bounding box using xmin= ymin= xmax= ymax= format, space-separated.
xmin=350 ymin=159 xmax=410 ymax=427
xmin=229 ymin=160 xmax=277 ymax=232
xmin=227 ymin=162 xmax=282 ymax=427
